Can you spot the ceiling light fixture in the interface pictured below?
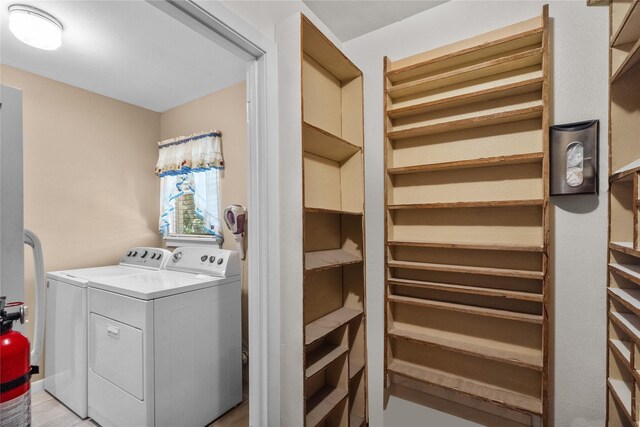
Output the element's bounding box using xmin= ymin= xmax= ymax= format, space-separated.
xmin=8 ymin=5 xmax=63 ymax=51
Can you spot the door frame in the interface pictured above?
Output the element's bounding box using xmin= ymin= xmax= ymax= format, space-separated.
xmin=146 ymin=2 xmax=280 ymax=426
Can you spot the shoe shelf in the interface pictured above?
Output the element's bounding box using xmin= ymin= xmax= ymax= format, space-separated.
xmin=296 ymin=15 xmax=368 ymax=427
xmin=384 ymin=7 xmax=550 ymax=424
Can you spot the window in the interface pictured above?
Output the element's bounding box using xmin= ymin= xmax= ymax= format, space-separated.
xmin=155 ymin=132 xmax=224 ymax=243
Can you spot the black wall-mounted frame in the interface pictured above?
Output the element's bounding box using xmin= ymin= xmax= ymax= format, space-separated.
xmin=550 ymin=120 xmax=599 ymax=196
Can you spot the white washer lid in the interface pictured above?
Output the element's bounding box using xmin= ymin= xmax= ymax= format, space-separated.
xmin=89 ymin=270 xmax=239 ymax=300
xmin=47 ymin=265 xmax=152 ymax=288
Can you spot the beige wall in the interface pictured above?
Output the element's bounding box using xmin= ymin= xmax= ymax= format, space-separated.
xmin=1 ymin=65 xmax=162 ymax=380
xmin=160 ymin=81 xmax=249 ymax=342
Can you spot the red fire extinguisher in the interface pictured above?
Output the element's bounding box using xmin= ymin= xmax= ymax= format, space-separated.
xmin=0 ymin=297 xmax=39 ymax=426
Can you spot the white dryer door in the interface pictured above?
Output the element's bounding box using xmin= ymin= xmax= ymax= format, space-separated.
xmin=89 ymin=313 xmax=144 ymax=400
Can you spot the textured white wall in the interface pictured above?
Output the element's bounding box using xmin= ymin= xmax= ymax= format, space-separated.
xmin=342 ymin=2 xmax=610 ymax=426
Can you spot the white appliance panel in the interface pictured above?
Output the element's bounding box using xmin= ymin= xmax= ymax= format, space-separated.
xmin=90 ymin=313 xmax=144 ymax=400
xmin=154 ymin=282 xmax=242 ymax=427
xmin=44 ymin=278 xmax=88 ymax=417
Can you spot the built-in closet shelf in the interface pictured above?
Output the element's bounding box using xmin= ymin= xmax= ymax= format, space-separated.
xmin=611 ymin=38 xmax=640 ymax=82
xmin=387 ymin=153 xmax=544 ymax=176
xmin=306 ymin=344 xmax=349 ymax=379
xmin=387 ymin=240 xmax=544 ymax=253
xmin=388 ymin=260 xmax=543 ymax=280
xmin=387 ymin=359 xmax=543 ymax=414
xmin=305 ymin=249 xmax=363 ymax=272
xmin=349 ymin=359 xmax=365 ymax=379
xmin=387 ymin=78 xmax=544 ymax=119
xmin=386 ymin=27 xmax=543 ymax=84
xmin=304 ymin=207 xmax=363 ymax=216
xmin=350 ymin=414 xmax=365 ymax=427
xmin=610 ymin=159 xmax=640 ymax=183
xmin=611 ymin=0 xmax=640 ymax=47
xmin=388 ymin=278 xmax=543 ymax=302
xmin=609 ymin=288 xmax=640 ymax=316
xmin=610 ymin=311 xmax=640 ymax=343
xmin=610 ymin=242 xmax=640 ymax=258
xmin=387 ymin=199 xmax=544 ymax=210
xmin=610 ymin=263 xmax=640 ymax=286
xmin=305 ymin=307 xmax=364 ymax=346
xmin=305 ymin=386 xmax=348 ymax=427
xmin=388 ymin=294 xmax=543 ymax=324
xmin=609 ymin=339 xmax=632 ymax=365
xmin=303 ymin=122 xmax=361 ymax=164
xmin=387 ymin=48 xmax=544 ymax=99
xmin=388 ymin=327 xmax=543 ymax=370
xmin=607 ymin=379 xmax=633 ymax=424
xmin=385 ymin=9 xmax=549 ymax=422
xmin=387 ymin=105 xmax=544 ymax=140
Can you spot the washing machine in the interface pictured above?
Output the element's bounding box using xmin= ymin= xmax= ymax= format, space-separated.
xmin=87 ymin=246 xmax=242 ymax=427
xmin=44 ymin=247 xmax=171 ymax=418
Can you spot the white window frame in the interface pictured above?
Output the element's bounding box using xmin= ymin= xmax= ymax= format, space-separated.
xmin=146 ymin=2 xmax=280 ymax=426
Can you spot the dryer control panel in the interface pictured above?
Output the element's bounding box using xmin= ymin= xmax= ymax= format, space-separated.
xmin=119 ymin=247 xmax=172 ymax=270
xmin=166 ymin=246 xmax=240 ymax=278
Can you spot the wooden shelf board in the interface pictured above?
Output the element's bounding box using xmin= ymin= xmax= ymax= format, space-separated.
xmin=388 ymin=260 xmax=544 ymax=280
xmin=387 ymin=78 xmax=544 ymax=119
xmin=302 ymin=15 xmax=360 ymax=82
xmin=387 ymin=106 xmax=544 ymax=140
xmin=610 ymin=159 xmax=640 ymax=183
xmin=610 ymin=242 xmax=640 ymax=259
xmin=304 ymin=207 xmax=363 ymax=216
xmin=387 ymin=359 xmax=542 ymax=414
xmin=305 ymin=307 xmax=364 ymax=346
xmin=388 ymin=199 xmax=544 ymax=210
xmin=387 ymin=153 xmax=544 ymax=176
xmin=611 ymin=37 xmax=640 ymax=82
xmin=609 ymin=287 xmax=640 ymax=316
xmin=303 ymin=121 xmax=361 ymax=163
xmin=350 ymin=414 xmax=365 ymax=427
xmin=387 ymin=48 xmax=544 ymax=99
xmin=388 ymin=326 xmax=542 ymax=370
xmin=387 ymin=239 xmax=544 ymax=253
xmin=607 ymin=378 xmax=633 ymax=424
xmin=389 ymin=277 xmax=543 ymax=302
xmin=306 ymin=344 xmax=349 ymax=379
xmin=386 ymin=27 xmax=543 ymax=83
xmin=349 ymin=358 xmax=365 ymax=379
xmin=388 ymin=294 xmax=543 ymax=324
xmin=611 ymin=0 xmax=640 ymax=47
xmin=609 ymin=339 xmax=632 ymax=365
xmin=610 ymin=311 xmax=640 ymax=343
xmin=305 ymin=249 xmax=363 ymax=272
xmin=305 ymin=385 xmax=348 ymax=427
xmin=610 ymin=263 xmax=640 ymax=287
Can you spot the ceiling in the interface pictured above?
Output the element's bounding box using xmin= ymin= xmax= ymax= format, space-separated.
xmin=0 ymin=1 xmax=247 ymax=112
xmin=303 ymin=0 xmax=449 ymax=41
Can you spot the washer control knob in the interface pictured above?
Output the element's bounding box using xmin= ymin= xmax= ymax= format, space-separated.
xmin=150 ymin=253 xmax=156 ymax=259
xmin=201 ymin=255 xmax=208 ymax=262
xmin=209 ymin=256 xmax=216 ymax=263
xmin=141 ymin=250 xmax=148 ymax=259
xmin=217 ymin=258 xmax=224 ymax=265
xmin=157 ymin=253 xmax=162 ymax=260
xmin=172 ymin=252 xmax=182 ymax=262
xmin=127 ymin=251 xmax=132 ymax=257
xmin=132 ymin=251 xmax=138 ymax=257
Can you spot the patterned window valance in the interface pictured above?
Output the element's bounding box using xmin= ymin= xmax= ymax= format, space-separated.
xmin=154 ymin=131 xmax=223 ymax=177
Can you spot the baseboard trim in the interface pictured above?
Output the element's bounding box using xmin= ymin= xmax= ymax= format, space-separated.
xmin=30 ymin=379 xmax=44 ymax=394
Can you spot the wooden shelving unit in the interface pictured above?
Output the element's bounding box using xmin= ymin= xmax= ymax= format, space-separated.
xmin=607 ymin=1 xmax=640 ymax=425
xmin=298 ymin=15 xmax=367 ymax=426
xmin=384 ymin=7 xmax=550 ymax=425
